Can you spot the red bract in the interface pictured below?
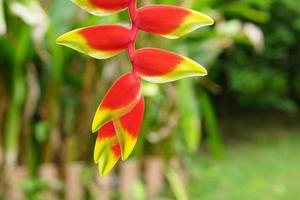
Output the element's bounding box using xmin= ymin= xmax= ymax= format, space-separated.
xmin=57 ymin=25 xmax=130 ymax=59
xmin=134 ymin=48 xmax=207 ymax=83
xmin=89 ymin=0 xmax=129 ymax=10
xmin=57 ymin=0 xmax=214 ymax=176
xmin=72 ymin=0 xmax=130 ymax=16
xmin=80 ymin=25 xmax=130 ymax=51
xmin=137 ymin=5 xmax=214 ymax=39
xmin=94 ymin=122 xmax=121 ymax=176
xmin=92 ymin=72 xmax=141 ymax=132
xmin=114 ymin=96 xmax=144 ymax=160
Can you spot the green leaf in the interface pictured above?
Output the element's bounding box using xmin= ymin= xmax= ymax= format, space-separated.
xmin=198 ymin=90 xmax=223 ymax=157
xmin=166 ymin=168 xmax=189 ymax=200
xmin=0 ymin=0 xmax=6 ymax=35
xmin=177 ymin=79 xmax=201 ymax=152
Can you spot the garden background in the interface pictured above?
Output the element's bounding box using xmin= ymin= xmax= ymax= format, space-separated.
xmin=0 ymin=0 xmax=300 ymax=199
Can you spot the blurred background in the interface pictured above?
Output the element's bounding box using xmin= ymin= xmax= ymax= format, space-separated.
xmin=0 ymin=0 xmax=300 ymax=199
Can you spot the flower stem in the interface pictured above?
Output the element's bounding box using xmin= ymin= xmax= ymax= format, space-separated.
xmin=128 ymin=0 xmax=138 ymax=72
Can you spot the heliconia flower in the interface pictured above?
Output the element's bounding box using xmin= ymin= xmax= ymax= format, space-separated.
xmin=92 ymin=72 xmax=141 ymax=133
xmin=71 ymin=0 xmax=130 ymax=16
xmin=133 ymin=48 xmax=207 ymax=83
xmin=57 ymin=0 xmax=213 ymax=176
xmin=94 ymin=122 xmax=121 ymax=176
xmin=136 ymin=5 xmax=214 ymax=39
xmin=114 ymin=96 xmax=144 ymax=160
xmin=56 ymin=25 xmax=130 ymax=59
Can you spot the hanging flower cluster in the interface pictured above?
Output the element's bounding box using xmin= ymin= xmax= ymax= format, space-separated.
xmin=57 ymin=0 xmax=214 ymax=176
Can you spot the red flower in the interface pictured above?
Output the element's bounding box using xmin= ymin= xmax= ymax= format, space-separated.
xmin=57 ymin=0 xmax=213 ymax=176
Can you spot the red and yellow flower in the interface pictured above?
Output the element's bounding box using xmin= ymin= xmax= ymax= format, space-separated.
xmin=136 ymin=5 xmax=214 ymax=39
xmin=133 ymin=48 xmax=207 ymax=83
xmin=71 ymin=0 xmax=130 ymax=16
xmin=57 ymin=0 xmax=214 ymax=176
xmin=56 ymin=25 xmax=131 ymax=59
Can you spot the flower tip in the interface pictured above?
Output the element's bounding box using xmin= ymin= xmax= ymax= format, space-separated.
xmin=118 ymin=139 xmax=136 ymax=161
xmin=121 ymin=153 xmax=129 ymax=161
xmin=94 ymin=158 xmax=98 ymax=164
xmin=200 ymin=66 xmax=208 ymax=76
xmin=92 ymin=121 xmax=100 ymax=133
xmin=92 ymin=115 xmax=101 ymax=133
xmin=182 ymin=56 xmax=208 ymax=77
xmin=55 ymin=30 xmax=79 ymax=46
xmin=98 ymin=161 xmax=116 ymax=177
xmin=91 ymin=109 xmax=110 ymax=133
xmin=56 ymin=34 xmax=66 ymax=45
xmin=94 ymin=150 xmax=100 ymax=163
xmin=207 ymin=16 xmax=215 ymax=26
xmin=195 ymin=65 xmax=208 ymax=77
xmin=191 ymin=10 xmax=215 ymax=27
xmin=200 ymin=12 xmax=214 ymax=25
xmin=98 ymin=165 xmax=109 ymax=177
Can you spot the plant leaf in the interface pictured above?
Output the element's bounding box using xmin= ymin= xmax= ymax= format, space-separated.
xmin=0 ymin=0 xmax=6 ymax=35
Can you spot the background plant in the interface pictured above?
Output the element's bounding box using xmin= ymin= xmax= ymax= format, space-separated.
xmin=0 ymin=0 xmax=299 ymax=199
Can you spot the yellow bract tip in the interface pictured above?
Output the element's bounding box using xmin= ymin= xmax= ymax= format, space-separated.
xmin=190 ymin=10 xmax=214 ymax=26
xmin=56 ymin=34 xmax=67 ymax=45
xmin=168 ymin=10 xmax=214 ymax=39
xmin=92 ymin=109 xmax=110 ymax=133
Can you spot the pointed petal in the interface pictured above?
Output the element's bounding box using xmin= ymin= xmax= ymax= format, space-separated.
xmin=71 ymin=0 xmax=129 ymax=16
xmin=92 ymin=72 xmax=141 ymax=132
xmin=133 ymin=48 xmax=207 ymax=83
xmin=137 ymin=5 xmax=214 ymax=39
xmin=114 ymin=96 xmax=144 ymax=160
xmin=56 ymin=25 xmax=130 ymax=59
xmin=94 ymin=122 xmax=121 ymax=176
xmin=94 ymin=122 xmax=117 ymax=162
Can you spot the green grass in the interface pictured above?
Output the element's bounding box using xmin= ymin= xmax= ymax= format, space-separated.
xmin=188 ymin=133 xmax=300 ymax=200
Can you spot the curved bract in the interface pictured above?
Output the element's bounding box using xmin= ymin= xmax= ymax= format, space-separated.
xmin=137 ymin=5 xmax=214 ymax=39
xmin=92 ymin=72 xmax=141 ymax=133
xmin=134 ymin=48 xmax=207 ymax=83
xmin=56 ymin=25 xmax=130 ymax=59
xmin=57 ymin=0 xmax=213 ymax=176
xmin=94 ymin=122 xmax=121 ymax=176
xmin=114 ymin=96 xmax=144 ymax=160
xmin=71 ymin=0 xmax=129 ymax=16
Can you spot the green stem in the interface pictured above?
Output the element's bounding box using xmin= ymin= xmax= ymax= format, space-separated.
xmin=0 ymin=0 xmax=6 ymax=34
xmin=5 ymin=25 xmax=31 ymax=168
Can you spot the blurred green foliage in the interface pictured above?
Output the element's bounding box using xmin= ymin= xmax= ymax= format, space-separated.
xmin=188 ymin=132 xmax=300 ymax=200
xmin=197 ymin=0 xmax=300 ymax=113
xmin=0 ymin=0 xmax=300 ymax=199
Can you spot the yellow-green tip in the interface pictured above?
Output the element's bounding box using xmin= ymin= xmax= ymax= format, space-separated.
xmin=191 ymin=10 xmax=215 ymax=26
xmin=55 ymin=34 xmax=69 ymax=45
xmin=91 ymin=109 xmax=111 ymax=133
xmin=56 ymin=31 xmax=78 ymax=46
